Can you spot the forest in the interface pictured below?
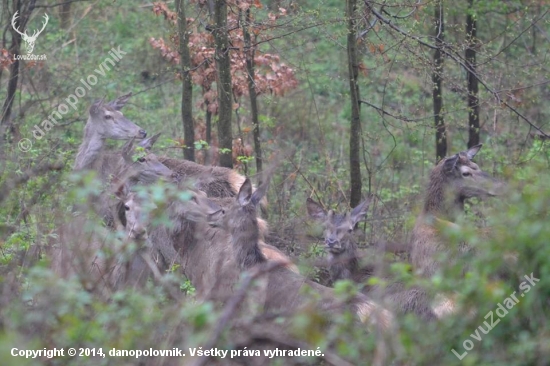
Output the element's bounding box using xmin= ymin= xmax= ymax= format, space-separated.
xmin=1 ymin=0 xmax=549 ymax=365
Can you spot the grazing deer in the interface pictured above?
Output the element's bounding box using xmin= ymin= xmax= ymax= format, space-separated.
xmin=74 ymin=93 xmax=146 ymax=171
xmin=411 ymin=144 xmax=502 ymax=278
xmin=199 ymin=178 xmax=393 ymax=329
xmin=306 ymin=197 xmax=436 ymax=320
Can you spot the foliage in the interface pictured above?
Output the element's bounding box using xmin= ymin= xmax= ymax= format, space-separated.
xmin=1 ymin=0 xmax=550 ymax=364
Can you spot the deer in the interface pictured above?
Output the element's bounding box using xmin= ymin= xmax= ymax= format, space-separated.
xmin=160 ymin=157 xmax=266 ymax=210
xmin=50 ymin=189 xmax=152 ymax=294
xmin=78 ymin=132 xmax=176 ymax=230
xmin=118 ymin=182 xmax=297 ymax=284
xmin=306 ymin=197 xmax=436 ymax=320
xmin=73 ymin=93 xmax=146 ymax=171
xmin=410 ymin=144 xmax=504 ymax=317
xmin=12 ymin=11 xmax=49 ymax=54
xmin=410 ymin=144 xmax=503 ymax=278
xmin=198 ymin=178 xmax=394 ymax=330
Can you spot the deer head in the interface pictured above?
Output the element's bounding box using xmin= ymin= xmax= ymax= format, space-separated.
xmin=424 ymin=144 xmax=505 ymax=216
xmin=307 ymin=197 xmax=372 ymax=254
xmin=88 ymin=93 xmax=146 ymax=140
xmin=120 ymin=133 xmax=176 ymax=185
xmin=12 ymin=11 xmax=48 ymax=54
xmin=115 ymin=184 xmax=153 ymax=241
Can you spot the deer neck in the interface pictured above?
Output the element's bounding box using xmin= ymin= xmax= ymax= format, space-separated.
xmin=74 ymin=124 xmax=105 ymax=171
xmin=328 ymin=242 xmax=359 ymax=281
xmin=230 ymin=215 xmax=266 ymax=270
xmin=422 ymin=170 xmax=460 ymax=221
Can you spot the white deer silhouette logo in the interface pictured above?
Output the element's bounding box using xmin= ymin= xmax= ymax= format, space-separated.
xmin=11 ymin=11 xmax=49 ymax=54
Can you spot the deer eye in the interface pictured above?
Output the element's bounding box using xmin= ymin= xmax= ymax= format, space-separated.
xmin=348 ymin=228 xmax=353 ymax=233
xmin=124 ymin=205 xmax=130 ymax=211
xmin=104 ymin=114 xmax=112 ymax=120
xmin=462 ymin=171 xmax=472 ymax=177
xmin=137 ymin=157 xmax=146 ymax=163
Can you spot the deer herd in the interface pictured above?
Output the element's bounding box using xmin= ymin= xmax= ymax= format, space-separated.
xmin=51 ymin=93 xmax=506 ymax=339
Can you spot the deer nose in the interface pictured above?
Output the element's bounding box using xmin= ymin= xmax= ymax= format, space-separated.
xmin=325 ymin=238 xmax=338 ymax=248
xmin=139 ymin=130 xmax=147 ymax=138
xmin=131 ymin=227 xmax=147 ymax=240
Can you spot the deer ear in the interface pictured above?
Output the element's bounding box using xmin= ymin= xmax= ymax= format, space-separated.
xmin=251 ymin=180 xmax=269 ymax=206
xmin=443 ymin=154 xmax=459 ymax=173
xmin=108 ymin=92 xmax=132 ymax=111
xmin=237 ymin=179 xmax=253 ymax=206
xmin=121 ymin=138 xmax=136 ymax=161
xmin=350 ymin=196 xmax=372 ymax=226
xmin=465 ymin=144 xmax=482 ymax=160
xmin=138 ymin=133 xmax=161 ymax=151
xmin=89 ymin=97 xmax=106 ymax=117
xmin=114 ymin=181 xmax=129 ymax=199
xmin=306 ymin=198 xmax=327 ymax=220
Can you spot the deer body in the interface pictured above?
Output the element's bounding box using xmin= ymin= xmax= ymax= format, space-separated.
xmin=160 ymin=158 xmax=245 ymax=198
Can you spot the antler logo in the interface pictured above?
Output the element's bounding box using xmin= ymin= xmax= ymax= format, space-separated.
xmin=11 ymin=11 xmax=49 ymax=54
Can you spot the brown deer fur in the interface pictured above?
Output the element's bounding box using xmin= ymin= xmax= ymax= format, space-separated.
xmin=307 ymin=197 xmax=436 ymax=320
xmin=411 ymin=144 xmax=502 ymax=278
xmin=200 ymin=178 xmax=394 ymax=329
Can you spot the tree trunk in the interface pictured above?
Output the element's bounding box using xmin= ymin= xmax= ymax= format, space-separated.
xmin=347 ymin=0 xmax=362 ymax=207
xmin=1 ymin=0 xmax=36 ymax=142
xmin=176 ymin=0 xmax=195 ymax=161
xmin=243 ymin=8 xmax=262 ymax=181
xmin=466 ymin=0 xmax=480 ymax=148
xmin=432 ymin=0 xmax=447 ymax=161
xmin=213 ymin=0 xmax=233 ymax=168
xmin=59 ymin=1 xmax=71 ymax=29
xmin=205 ymin=98 xmax=212 ymax=165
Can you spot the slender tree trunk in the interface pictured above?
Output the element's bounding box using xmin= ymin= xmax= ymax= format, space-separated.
xmin=204 ymin=97 xmax=212 ymax=165
xmin=213 ymin=0 xmax=233 ymax=168
xmin=432 ymin=0 xmax=447 ymax=161
xmin=1 ymin=0 xmax=36 ymax=142
xmin=466 ymin=0 xmax=479 ymax=148
xmin=347 ymin=0 xmax=362 ymax=207
xmin=176 ymin=0 xmax=195 ymax=161
xmin=59 ymin=1 xmax=71 ymax=29
xmin=243 ymin=8 xmax=262 ymax=180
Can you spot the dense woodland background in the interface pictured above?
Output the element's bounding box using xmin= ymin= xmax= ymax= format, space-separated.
xmin=1 ymin=0 xmax=550 ymax=365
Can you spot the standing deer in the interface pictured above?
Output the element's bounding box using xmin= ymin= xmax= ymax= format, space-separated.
xmin=199 ymin=178 xmax=393 ymax=329
xmin=306 ymin=197 xmax=436 ymax=320
xmin=411 ymin=144 xmax=502 ymax=278
xmin=73 ymin=93 xmax=146 ymax=171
